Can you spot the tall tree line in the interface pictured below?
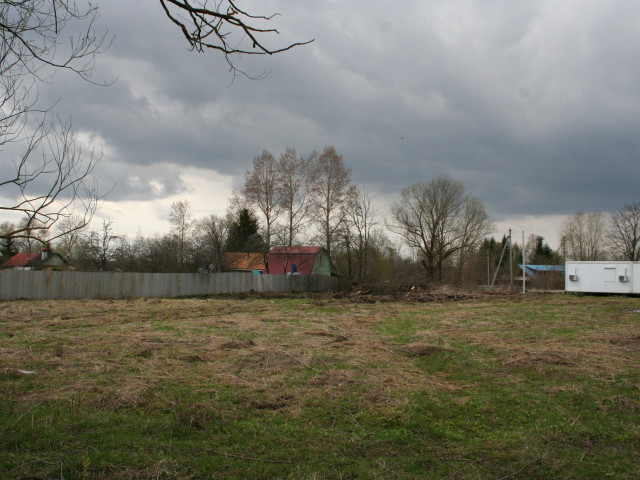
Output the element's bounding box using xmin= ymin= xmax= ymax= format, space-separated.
xmin=5 ymin=130 xmax=640 ymax=286
xmin=238 ymin=146 xmax=354 ymax=254
xmin=561 ymin=201 xmax=640 ymax=262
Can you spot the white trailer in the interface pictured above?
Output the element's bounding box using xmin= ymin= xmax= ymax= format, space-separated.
xmin=565 ymin=261 xmax=640 ymax=294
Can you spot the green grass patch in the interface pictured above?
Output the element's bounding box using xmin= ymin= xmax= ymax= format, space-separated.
xmin=0 ymin=293 xmax=639 ymax=478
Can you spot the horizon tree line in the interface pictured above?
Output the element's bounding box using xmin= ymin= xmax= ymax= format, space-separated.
xmin=2 ymin=144 xmax=640 ymax=285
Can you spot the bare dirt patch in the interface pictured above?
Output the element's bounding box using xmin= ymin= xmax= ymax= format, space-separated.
xmin=219 ymin=338 xmax=256 ymax=350
xmin=308 ymin=369 xmax=357 ymax=388
xmin=397 ymin=342 xmax=450 ymax=356
xmin=608 ymin=334 xmax=640 ymax=348
xmin=505 ymin=351 xmax=577 ymax=367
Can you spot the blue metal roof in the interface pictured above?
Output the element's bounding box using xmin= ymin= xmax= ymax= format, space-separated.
xmin=518 ymin=264 xmax=565 ymax=273
xmin=516 ymin=264 xmax=565 ymax=279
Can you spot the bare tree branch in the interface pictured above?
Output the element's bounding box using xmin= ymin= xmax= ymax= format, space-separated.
xmin=0 ymin=1 xmax=111 ymax=83
xmin=158 ymin=0 xmax=313 ymax=77
xmin=0 ymin=117 xmax=103 ymax=246
xmin=1 ymin=2 xmax=109 ymax=246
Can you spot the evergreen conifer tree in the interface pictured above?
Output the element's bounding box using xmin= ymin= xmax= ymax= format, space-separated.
xmin=226 ymin=209 xmax=266 ymax=253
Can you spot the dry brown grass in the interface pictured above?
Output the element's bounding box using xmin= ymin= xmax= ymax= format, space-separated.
xmin=2 ymin=294 xmax=640 ymax=408
xmin=2 ymin=293 xmax=640 ymax=478
xmin=0 ymin=296 xmax=470 ymax=414
xmin=3 ymin=296 xmax=640 ymax=385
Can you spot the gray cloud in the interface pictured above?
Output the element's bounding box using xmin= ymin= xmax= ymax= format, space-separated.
xmin=13 ymin=0 xmax=640 ymax=237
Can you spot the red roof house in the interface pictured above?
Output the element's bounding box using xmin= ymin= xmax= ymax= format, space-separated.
xmin=265 ymin=246 xmax=332 ymax=276
xmin=1 ymin=251 xmax=71 ymax=270
xmin=2 ymin=252 xmax=40 ymax=268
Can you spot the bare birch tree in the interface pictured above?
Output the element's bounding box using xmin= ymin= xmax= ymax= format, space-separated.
xmin=309 ymin=146 xmax=353 ymax=258
xmin=278 ymin=147 xmax=313 ymax=246
xmin=242 ymin=150 xmax=282 ymax=251
xmin=55 ymin=215 xmax=87 ymax=259
xmin=76 ymin=219 xmax=118 ymax=271
xmin=169 ymin=200 xmax=193 ymax=272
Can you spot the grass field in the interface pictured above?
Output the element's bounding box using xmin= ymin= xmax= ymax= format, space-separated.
xmin=1 ymin=292 xmax=639 ymax=479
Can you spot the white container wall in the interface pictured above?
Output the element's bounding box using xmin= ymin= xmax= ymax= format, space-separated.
xmin=565 ymin=261 xmax=640 ymax=294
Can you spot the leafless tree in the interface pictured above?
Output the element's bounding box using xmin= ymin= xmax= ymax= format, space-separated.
xmin=609 ymin=201 xmax=640 ymax=261
xmin=14 ymin=215 xmax=51 ymax=252
xmin=77 ymin=218 xmax=118 ymax=270
xmin=134 ymin=233 xmax=182 ymax=273
xmin=159 ymin=0 xmax=313 ymax=77
xmin=455 ymin=197 xmax=495 ymax=280
xmin=0 ymin=1 xmax=108 ymax=82
xmin=54 ymin=215 xmax=87 ymax=259
xmin=242 ymin=150 xmax=282 ymax=251
xmin=109 ymin=235 xmax=141 ymax=272
xmin=0 ymin=221 xmax=21 ymax=258
xmin=389 ymin=175 xmax=493 ymax=280
xmin=523 ymin=233 xmax=539 ymax=265
xmin=278 ymin=147 xmax=313 ymax=246
xmin=338 ymin=186 xmax=378 ymax=281
xmin=194 ymin=213 xmax=231 ymax=272
xmin=560 ymin=211 xmax=606 ymax=261
xmin=169 ymin=200 xmax=193 ymax=272
xmin=0 ymin=2 xmax=108 ymax=246
xmin=1 ymin=119 xmax=102 ymax=240
xmin=309 ymin=146 xmax=353 ymax=258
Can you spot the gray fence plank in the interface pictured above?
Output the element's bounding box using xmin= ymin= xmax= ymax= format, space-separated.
xmin=0 ymin=271 xmax=337 ymax=300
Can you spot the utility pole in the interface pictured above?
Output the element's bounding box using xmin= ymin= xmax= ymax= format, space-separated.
xmin=487 ymin=248 xmax=490 ymax=286
xmin=509 ymin=229 xmax=513 ymax=289
xmin=522 ymin=230 xmax=526 ymax=294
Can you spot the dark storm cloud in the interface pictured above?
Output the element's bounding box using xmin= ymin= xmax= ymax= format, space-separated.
xmin=30 ymin=0 xmax=640 ymax=228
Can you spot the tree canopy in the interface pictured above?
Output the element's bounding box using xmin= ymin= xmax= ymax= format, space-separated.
xmin=390 ymin=175 xmax=493 ymax=280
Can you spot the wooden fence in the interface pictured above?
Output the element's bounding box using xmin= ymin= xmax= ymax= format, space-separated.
xmin=0 ymin=271 xmax=339 ymax=301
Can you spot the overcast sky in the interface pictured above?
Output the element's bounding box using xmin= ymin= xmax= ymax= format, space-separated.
xmin=19 ymin=0 xmax=640 ymax=248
